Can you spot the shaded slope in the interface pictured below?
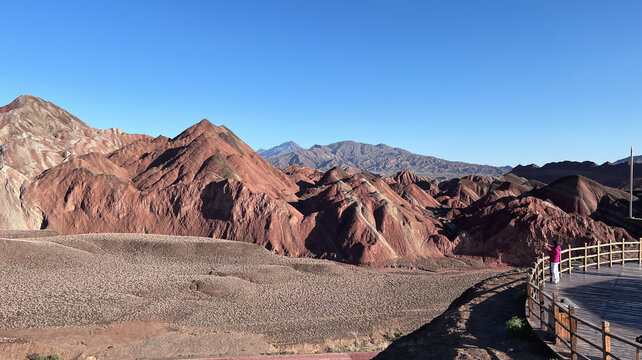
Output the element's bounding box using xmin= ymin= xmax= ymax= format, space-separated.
xmin=375 ymin=271 xmax=557 ymax=360
xmin=532 ymin=175 xmax=640 ymax=236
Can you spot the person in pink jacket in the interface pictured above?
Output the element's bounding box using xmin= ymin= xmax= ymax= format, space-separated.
xmin=546 ymin=240 xmax=561 ymax=284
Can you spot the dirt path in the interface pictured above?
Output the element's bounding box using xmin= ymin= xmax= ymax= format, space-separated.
xmin=374 ymin=270 xmax=560 ymax=359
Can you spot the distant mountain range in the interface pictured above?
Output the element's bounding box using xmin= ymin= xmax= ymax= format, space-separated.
xmin=510 ymin=161 xmax=642 ymax=190
xmin=261 ymin=141 xmax=512 ymax=179
xmin=614 ymin=155 xmax=642 ymax=164
xmin=257 ymin=141 xmax=303 ymax=158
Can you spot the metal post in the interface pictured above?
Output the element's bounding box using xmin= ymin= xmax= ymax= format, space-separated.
xmin=639 ymin=238 xmax=641 ymax=265
xmin=584 ymin=243 xmax=588 ymax=270
xmin=597 ymin=242 xmax=601 ymax=269
xmin=622 ymin=238 xmax=626 ymax=264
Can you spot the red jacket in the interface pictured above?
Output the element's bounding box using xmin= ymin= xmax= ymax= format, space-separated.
xmin=547 ymin=244 xmax=561 ymax=263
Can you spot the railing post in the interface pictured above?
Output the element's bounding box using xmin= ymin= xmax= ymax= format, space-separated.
xmin=539 ymin=282 xmax=546 ymax=331
xmin=552 ymin=293 xmax=560 ymax=343
xmin=602 ymin=321 xmax=611 ymax=360
xmin=597 ymin=242 xmax=601 ymax=269
xmin=639 ymin=238 xmax=641 ymax=265
xmin=541 ymin=256 xmax=546 ymax=288
xmin=609 ymin=239 xmax=613 ymax=267
xmin=568 ymin=244 xmax=572 ymax=274
xmin=622 ymin=238 xmax=625 ymax=265
xmin=527 ymin=283 xmax=533 ymax=317
xmin=569 ymin=305 xmax=578 ymax=360
xmin=584 ymin=242 xmax=588 ymax=270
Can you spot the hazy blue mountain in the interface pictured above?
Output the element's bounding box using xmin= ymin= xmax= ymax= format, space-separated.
xmin=266 ymin=140 xmax=511 ymax=179
xmin=257 ymin=141 xmax=303 ymax=158
xmin=614 ymin=155 xmax=642 ymax=164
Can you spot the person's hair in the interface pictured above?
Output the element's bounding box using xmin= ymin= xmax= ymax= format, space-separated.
xmin=553 ymin=240 xmax=559 ymax=248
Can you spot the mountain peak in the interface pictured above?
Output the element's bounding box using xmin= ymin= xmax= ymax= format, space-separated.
xmin=0 ymin=95 xmax=90 ymax=134
xmin=173 ymin=118 xmax=221 ymax=140
xmin=257 ymin=141 xmax=303 ymax=158
xmin=1 ymin=95 xmax=48 ymax=114
xmin=16 ymin=94 xmax=45 ymax=103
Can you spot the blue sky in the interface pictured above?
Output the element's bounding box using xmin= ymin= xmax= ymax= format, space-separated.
xmin=1 ymin=1 xmax=640 ymax=167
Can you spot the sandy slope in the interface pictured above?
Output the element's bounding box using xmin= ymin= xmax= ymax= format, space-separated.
xmin=0 ymin=233 xmax=499 ymax=359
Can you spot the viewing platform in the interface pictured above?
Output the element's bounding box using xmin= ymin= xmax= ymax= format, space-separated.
xmin=526 ymin=240 xmax=642 ymax=360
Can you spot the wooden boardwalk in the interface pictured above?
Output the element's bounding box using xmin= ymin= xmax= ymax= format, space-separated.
xmin=541 ymin=263 xmax=642 ymax=360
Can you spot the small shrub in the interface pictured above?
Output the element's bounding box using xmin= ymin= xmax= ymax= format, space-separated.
xmin=505 ymin=316 xmax=530 ymax=338
xmin=383 ymin=329 xmax=404 ymax=342
xmin=325 ymin=346 xmax=341 ymax=353
xmin=27 ymin=355 xmax=60 ymax=360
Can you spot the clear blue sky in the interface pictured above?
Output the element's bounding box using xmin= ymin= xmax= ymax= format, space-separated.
xmin=1 ymin=1 xmax=640 ymax=167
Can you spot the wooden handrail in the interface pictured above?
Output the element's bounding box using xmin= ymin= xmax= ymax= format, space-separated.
xmin=526 ymin=238 xmax=642 ymax=360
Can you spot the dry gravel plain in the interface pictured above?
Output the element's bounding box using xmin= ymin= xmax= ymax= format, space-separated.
xmin=0 ymin=232 xmax=501 ymax=359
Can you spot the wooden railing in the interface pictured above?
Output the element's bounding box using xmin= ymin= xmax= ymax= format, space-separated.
xmin=526 ymin=239 xmax=642 ymax=360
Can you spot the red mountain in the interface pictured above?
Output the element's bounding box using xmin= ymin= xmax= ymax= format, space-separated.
xmin=0 ymin=95 xmax=147 ymax=229
xmin=2 ymin=96 xmax=637 ymax=267
xmin=23 ymin=111 xmax=447 ymax=265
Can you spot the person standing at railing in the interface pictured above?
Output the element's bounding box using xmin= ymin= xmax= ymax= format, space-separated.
xmin=546 ymin=240 xmax=561 ymax=284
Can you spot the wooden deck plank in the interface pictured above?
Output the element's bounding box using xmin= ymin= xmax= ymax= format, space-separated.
xmin=533 ymin=263 xmax=642 ymax=360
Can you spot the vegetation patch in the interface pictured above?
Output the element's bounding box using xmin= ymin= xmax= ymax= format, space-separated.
xmin=505 ymin=316 xmax=530 ymax=338
xmin=27 ymin=355 xmax=60 ymax=360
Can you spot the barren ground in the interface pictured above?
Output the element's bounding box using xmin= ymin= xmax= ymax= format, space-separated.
xmin=0 ymin=232 xmax=500 ymax=360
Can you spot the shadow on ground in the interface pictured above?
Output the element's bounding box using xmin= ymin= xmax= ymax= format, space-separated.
xmin=374 ymin=271 xmax=560 ymax=360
